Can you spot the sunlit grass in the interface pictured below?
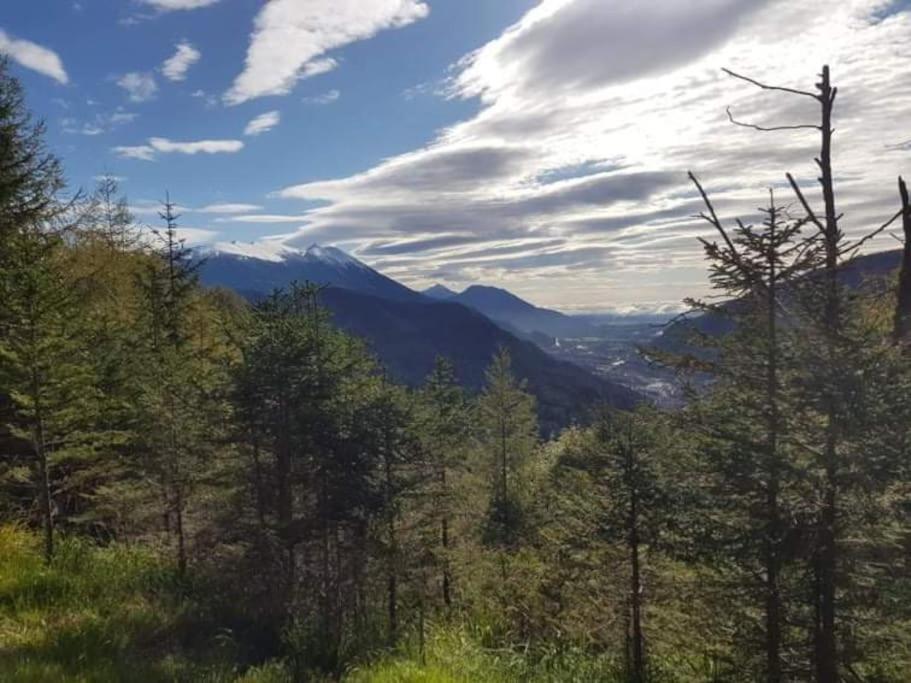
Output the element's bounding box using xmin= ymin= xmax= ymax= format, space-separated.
xmin=0 ymin=525 xmax=237 ymax=682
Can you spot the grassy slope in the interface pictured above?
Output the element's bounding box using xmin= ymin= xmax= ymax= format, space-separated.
xmin=0 ymin=526 xmax=640 ymax=682
xmin=6 ymin=526 xmax=906 ymax=682
xmin=0 ymin=526 xmax=285 ymax=682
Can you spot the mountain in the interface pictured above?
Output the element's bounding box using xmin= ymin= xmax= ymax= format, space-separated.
xmin=450 ymin=285 xmax=598 ymax=339
xmin=654 ymin=248 xmax=905 ymax=354
xmin=422 ymin=284 xmax=458 ymax=299
xmin=198 ymin=242 xmax=419 ymax=302
xmin=320 ymin=287 xmax=639 ymax=432
xmin=198 ymin=243 xmax=640 ymax=429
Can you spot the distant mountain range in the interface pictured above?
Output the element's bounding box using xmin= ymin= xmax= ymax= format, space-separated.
xmin=421 ymin=284 xmax=598 ymax=340
xmin=197 ymin=242 xmax=639 ymax=429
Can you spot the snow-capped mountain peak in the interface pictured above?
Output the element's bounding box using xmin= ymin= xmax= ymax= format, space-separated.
xmin=199 ymin=240 xmax=370 ymax=270
xmin=198 ymin=241 xmax=419 ymax=302
xmin=305 ymin=243 xmax=367 ymax=269
xmin=200 ymin=239 xmax=302 ymax=263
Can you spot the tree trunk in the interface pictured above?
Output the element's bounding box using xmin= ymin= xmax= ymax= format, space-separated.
xmin=276 ymin=397 xmax=295 ymax=607
xmin=765 ymin=205 xmax=783 ymax=683
xmin=35 ymin=417 xmax=54 ymax=564
xmin=501 ymin=412 xmax=509 ymax=545
xmin=815 ymin=64 xmax=840 ymax=683
xmin=175 ymin=485 xmax=187 ymax=576
xmin=892 ymin=176 xmax=911 ymax=343
xmin=28 ymin=312 xmax=54 ymax=564
xmin=441 ymin=514 xmax=452 ymax=609
xmin=627 ymin=436 xmax=645 ymax=683
xmin=384 ymin=443 xmax=398 ymax=645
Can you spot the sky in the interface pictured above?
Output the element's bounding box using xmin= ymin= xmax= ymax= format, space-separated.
xmin=1 ymin=0 xmax=910 ymax=313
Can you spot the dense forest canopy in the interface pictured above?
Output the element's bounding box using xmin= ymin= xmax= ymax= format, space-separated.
xmin=1 ymin=57 xmax=911 ymax=683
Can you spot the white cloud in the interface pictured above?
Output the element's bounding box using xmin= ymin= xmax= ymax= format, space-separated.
xmin=113 ymin=145 xmax=157 ymax=161
xmin=162 ymin=42 xmax=201 ymax=82
xmin=452 ymin=0 xmax=764 ymax=102
xmin=196 ymin=203 xmax=264 ymax=214
xmin=224 ymin=0 xmax=429 ymax=105
xmin=191 ymin=89 xmax=218 ymax=108
xmin=304 ymin=89 xmax=341 ymax=105
xmin=171 ymin=227 xmax=218 ymax=245
xmin=148 ymin=137 xmax=244 ymax=155
xmin=139 ymin=0 xmax=221 ymax=11
xmin=214 ymin=214 xmax=308 ymax=224
xmin=141 ymin=226 xmax=218 ymax=248
xmin=113 ymin=137 xmax=244 ymax=161
xmin=117 ymin=72 xmax=158 ymax=102
xmin=270 ymin=0 xmax=911 ymax=310
xmin=244 ymin=111 xmax=281 ymax=136
xmin=0 ymin=29 xmax=68 ymax=84
xmin=63 ymin=108 xmax=137 ymax=136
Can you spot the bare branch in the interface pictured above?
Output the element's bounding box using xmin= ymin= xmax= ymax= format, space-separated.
xmin=786 ymin=173 xmax=825 ymax=233
xmin=726 ymin=107 xmax=820 ymax=133
xmin=722 ymin=67 xmax=819 ymax=100
xmin=840 ymin=207 xmax=905 ymax=256
xmin=688 ymin=171 xmax=739 ymax=257
xmin=885 ymin=139 xmax=911 ymax=151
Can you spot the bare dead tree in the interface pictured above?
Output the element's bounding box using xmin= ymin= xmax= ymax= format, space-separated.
xmin=722 ymin=64 xmax=906 ymax=683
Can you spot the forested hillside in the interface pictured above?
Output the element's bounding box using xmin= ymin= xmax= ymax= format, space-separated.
xmin=2 ymin=57 xmax=911 ymax=683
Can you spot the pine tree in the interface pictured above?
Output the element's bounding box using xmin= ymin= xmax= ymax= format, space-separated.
xmin=678 ymin=183 xmax=821 ymax=680
xmin=698 ymin=64 xmax=907 ymax=679
xmin=416 ymin=357 xmax=470 ymax=610
xmin=476 ymin=348 xmax=537 ymax=552
xmin=134 ymin=195 xmax=208 ymax=576
xmin=87 ymin=174 xmax=136 ymax=251
xmin=0 ymin=58 xmax=64 ymax=243
xmin=573 ymin=408 xmax=670 ymax=683
xmin=232 ymin=283 xmax=387 ymax=669
xmin=0 ymin=229 xmax=109 ymax=562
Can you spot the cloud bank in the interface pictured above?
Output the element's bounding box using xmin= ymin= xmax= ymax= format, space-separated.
xmin=267 ymin=0 xmax=911 ymax=311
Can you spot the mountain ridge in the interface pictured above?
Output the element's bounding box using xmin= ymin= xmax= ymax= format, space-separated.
xmin=196 ymin=243 xmax=641 ymax=428
xmin=198 ymin=242 xmax=420 ymax=302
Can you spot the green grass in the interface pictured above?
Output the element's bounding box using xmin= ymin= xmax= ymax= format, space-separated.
xmin=0 ymin=525 xmax=272 ymax=682
xmin=345 ymin=625 xmax=651 ymax=683
xmin=0 ymin=528 xmax=685 ymax=682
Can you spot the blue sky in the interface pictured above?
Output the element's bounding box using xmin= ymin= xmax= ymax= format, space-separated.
xmin=3 ymin=0 xmax=534 ymax=240
xmin=2 ymin=0 xmax=910 ymax=312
